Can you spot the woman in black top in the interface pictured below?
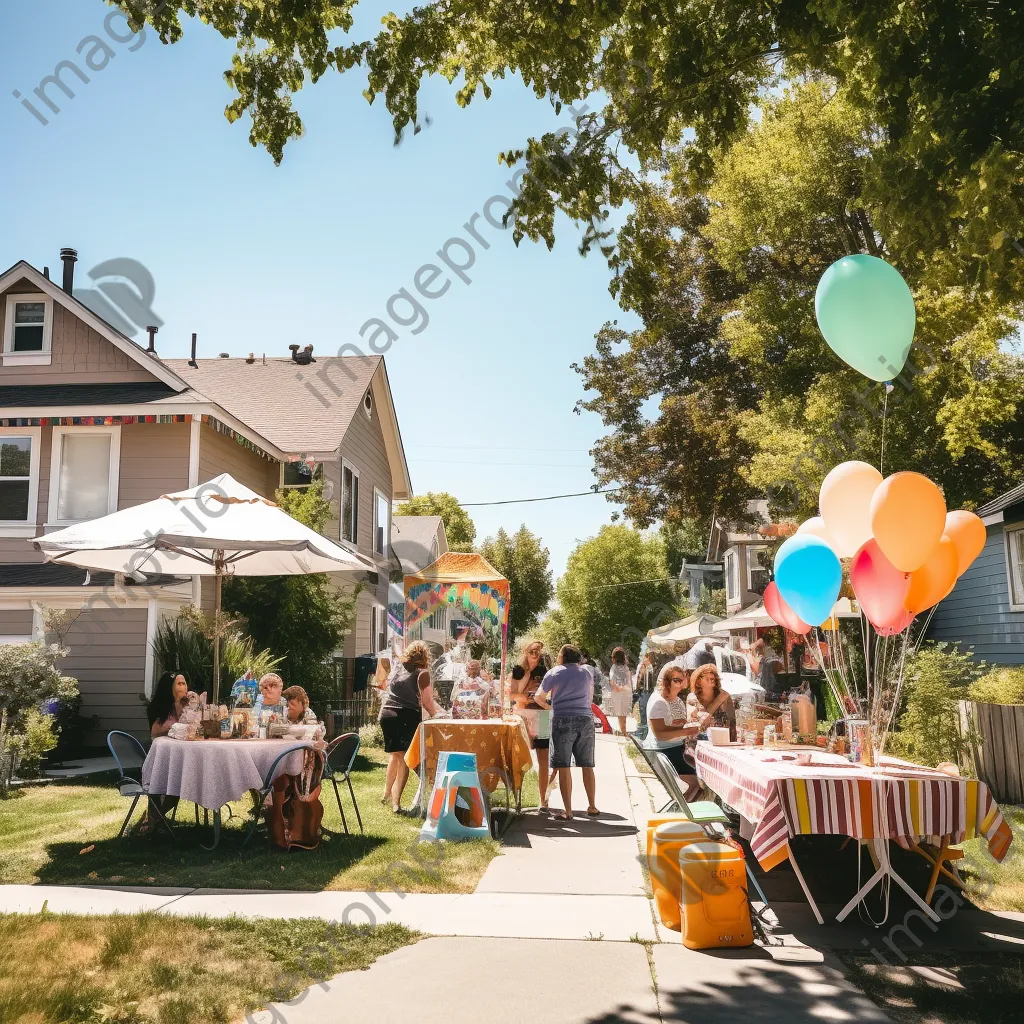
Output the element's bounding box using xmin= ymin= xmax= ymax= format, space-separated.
xmin=379 ymin=640 xmax=441 ymax=812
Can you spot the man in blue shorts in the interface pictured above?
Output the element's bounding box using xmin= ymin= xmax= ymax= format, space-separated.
xmin=534 ymin=644 xmax=598 ymax=820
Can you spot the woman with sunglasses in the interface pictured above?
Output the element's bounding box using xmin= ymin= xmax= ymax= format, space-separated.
xmin=508 ymin=639 xmax=553 ymax=809
xmin=642 ymin=664 xmax=701 ymax=799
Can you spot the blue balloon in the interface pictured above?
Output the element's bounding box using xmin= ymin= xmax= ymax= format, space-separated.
xmin=774 ymin=535 xmax=842 ymax=627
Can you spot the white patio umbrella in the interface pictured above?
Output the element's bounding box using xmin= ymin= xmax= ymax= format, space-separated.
xmin=34 ymin=473 xmax=376 ymax=702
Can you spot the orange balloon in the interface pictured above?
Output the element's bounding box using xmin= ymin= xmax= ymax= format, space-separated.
xmin=944 ymin=510 xmax=987 ymax=577
xmin=869 ymin=471 xmax=947 ymax=572
xmin=905 ymin=534 xmax=959 ymax=614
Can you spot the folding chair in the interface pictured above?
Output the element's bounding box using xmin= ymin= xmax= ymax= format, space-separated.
xmin=323 ymin=733 xmax=363 ymax=835
xmin=911 ymin=838 xmax=966 ymax=903
xmin=106 ymin=730 xmax=176 ymax=839
xmin=242 ymin=745 xmax=310 ymax=848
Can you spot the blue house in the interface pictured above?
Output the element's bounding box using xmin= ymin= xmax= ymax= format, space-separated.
xmin=928 ymin=482 xmax=1024 ymax=665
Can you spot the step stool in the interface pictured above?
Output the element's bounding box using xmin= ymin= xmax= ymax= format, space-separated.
xmin=419 ymin=751 xmax=491 ymax=842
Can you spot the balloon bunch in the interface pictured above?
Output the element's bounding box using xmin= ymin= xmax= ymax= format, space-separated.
xmin=767 ymin=461 xmax=986 ymax=754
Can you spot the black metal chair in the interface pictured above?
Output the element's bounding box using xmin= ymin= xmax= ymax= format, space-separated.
xmin=242 ymin=744 xmax=310 ymax=848
xmin=106 ymin=730 xmax=176 ymax=839
xmin=323 ymin=733 xmax=363 ymax=834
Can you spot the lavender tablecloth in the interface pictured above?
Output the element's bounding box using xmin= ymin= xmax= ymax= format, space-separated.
xmin=142 ymin=737 xmax=310 ymax=810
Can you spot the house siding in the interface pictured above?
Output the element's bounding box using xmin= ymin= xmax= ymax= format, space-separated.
xmin=0 ymin=608 xmax=33 ymax=636
xmin=339 ymin=381 xmax=392 ymax=661
xmin=928 ymin=516 xmax=1024 ymax=665
xmin=57 ymin=606 xmax=150 ymax=741
xmin=197 ymin=423 xmax=277 ymax=495
xmin=0 ymin=280 xmax=162 ymax=384
xmin=118 ymin=421 xmax=190 ymax=507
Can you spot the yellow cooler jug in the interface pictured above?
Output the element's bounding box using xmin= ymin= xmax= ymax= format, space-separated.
xmin=678 ymin=841 xmax=753 ymax=949
xmin=648 ymin=820 xmax=708 ymax=931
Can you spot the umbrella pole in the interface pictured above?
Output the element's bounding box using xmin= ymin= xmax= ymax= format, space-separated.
xmin=212 ymin=555 xmax=224 ymax=705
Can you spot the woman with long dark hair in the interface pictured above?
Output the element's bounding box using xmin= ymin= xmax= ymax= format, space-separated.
xmin=148 ymin=671 xmax=188 ymax=738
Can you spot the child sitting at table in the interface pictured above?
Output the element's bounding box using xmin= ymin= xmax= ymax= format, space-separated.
xmin=283 ymin=684 xmax=318 ymax=725
xmin=254 ymin=672 xmax=286 ymax=718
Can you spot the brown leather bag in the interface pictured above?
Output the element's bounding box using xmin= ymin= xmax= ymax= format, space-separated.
xmin=267 ymin=748 xmax=326 ymax=851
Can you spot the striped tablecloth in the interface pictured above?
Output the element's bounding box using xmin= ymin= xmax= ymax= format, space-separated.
xmin=695 ymin=742 xmax=1013 ymax=871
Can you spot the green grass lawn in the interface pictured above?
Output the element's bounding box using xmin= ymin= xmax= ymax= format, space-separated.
xmin=0 ymin=744 xmax=505 ymax=892
xmin=0 ymin=910 xmax=417 ymax=1024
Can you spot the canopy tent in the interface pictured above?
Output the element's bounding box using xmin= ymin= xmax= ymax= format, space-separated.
xmin=645 ymin=614 xmax=727 ymax=653
xmin=34 ymin=474 xmax=375 ymax=703
xmin=716 ymin=597 xmax=860 ymax=633
xmin=403 ymin=552 xmax=511 ymax=679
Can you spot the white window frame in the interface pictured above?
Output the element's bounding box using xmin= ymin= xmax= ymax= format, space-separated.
xmin=373 ymin=487 xmax=389 ymax=559
xmin=370 ymin=602 xmax=387 ymax=654
xmin=746 ymin=544 xmax=769 ymax=589
xmin=363 ymin=389 xmax=373 ymax=420
xmin=0 ymin=426 xmax=41 ymax=537
xmin=3 ymin=293 xmax=53 ymax=365
xmin=279 ymin=460 xmax=324 ymax=491
xmin=47 ymin=425 xmax=121 ymax=527
xmin=724 ymin=549 xmax=740 ymax=603
xmin=340 ymin=458 xmax=360 ymax=547
xmin=1005 ymin=525 xmax=1024 ymax=612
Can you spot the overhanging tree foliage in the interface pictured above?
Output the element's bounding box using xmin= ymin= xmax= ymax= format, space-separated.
xmin=395 ymin=491 xmax=476 ymax=552
xmin=121 ymin=2 xmax=1024 ymax=300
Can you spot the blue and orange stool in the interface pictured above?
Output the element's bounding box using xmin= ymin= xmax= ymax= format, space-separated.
xmin=419 ymin=751 xmax=491 ymax=842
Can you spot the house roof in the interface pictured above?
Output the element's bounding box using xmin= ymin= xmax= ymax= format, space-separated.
xmin=0 ymin=564 xmax=186 ymax=588
xmin=392 ymin=515 xmax=445 ymax=574
xmin=977 ymin=482 xmax=1024 ymax=518
xmin=0 ymin=382 xmax=194 ymax=407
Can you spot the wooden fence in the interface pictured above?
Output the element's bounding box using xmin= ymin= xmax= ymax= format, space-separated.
xmin=959 ymin=700 xmax=1024 ymax=804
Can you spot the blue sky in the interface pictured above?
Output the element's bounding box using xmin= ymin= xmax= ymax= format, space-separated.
xmin=1 ymin=0 xmax=636 ymax=579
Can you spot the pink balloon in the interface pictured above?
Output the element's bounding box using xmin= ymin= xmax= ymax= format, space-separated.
xmin=875 ymin=608 xmax=916 ymax=636
xmin=764 ymin=581 xmax=811 ymax=634
xmin=850 ymin=539 xmax=911 ymax=631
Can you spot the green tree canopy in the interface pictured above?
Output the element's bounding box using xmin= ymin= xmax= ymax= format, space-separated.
xmin=396 ymin=491 xmax=476 ymax=552
xmin=223 ymin=481 xmax=359 ymax=706
xmin=576 ymin=83 xmax=1024 ymax=525
xmin=553 ymin=525 xmax=680 ymax=663
xmin=125 ymin=1 xmax=1024 ymax=301
xmin=478 ymin=525 xmax=553 ymax=645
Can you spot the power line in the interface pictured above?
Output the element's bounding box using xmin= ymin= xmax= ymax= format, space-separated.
xmin=411 ymin=458 xmax=593 ymax=468
xmin=409 ymin=443 xmax=591 ymax=453
xmin=461 ymin=486 xmax=623 ymax=507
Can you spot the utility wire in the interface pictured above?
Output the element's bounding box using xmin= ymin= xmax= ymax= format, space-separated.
xmin=593 ymin=575 xmax=678 ymax=590
xmin=461 ymin=486 xmax=623 ymax=507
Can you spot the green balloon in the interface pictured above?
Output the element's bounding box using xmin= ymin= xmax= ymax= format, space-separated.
xmin=815 ymin=254 xmax=915 ymax=381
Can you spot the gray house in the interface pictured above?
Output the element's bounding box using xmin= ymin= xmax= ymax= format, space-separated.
xmin=928 ymin=483 xmax=1024 ymax=665
xmin=0 ymin=249 xmax=412 ymax=740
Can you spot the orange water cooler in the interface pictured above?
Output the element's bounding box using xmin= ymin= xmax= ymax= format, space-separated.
xmin=647 ymin=819 xmax=708 ymax=931
xmin=678 ymin=841 xmax=753 ymax=949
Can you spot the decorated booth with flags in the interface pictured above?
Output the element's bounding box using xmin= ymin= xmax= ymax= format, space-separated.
xmin=403 ymin=551 xmax=511 ymax=679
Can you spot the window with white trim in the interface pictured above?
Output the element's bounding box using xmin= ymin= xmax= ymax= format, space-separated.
xmin=1007 ymin=525 xmax=1024 ymax=611
xmin=341 ymin=460 xmax=359 ymax=544
xmin=281 ymin=460 xmax=324 ymax=490
xmin=725 ymin=549 xmax=740 ymax=603
xmin=747 ymin=544 xmax=770 ymax=594
xmin=373 ymin=489 xmax=389 ymax=557
xmin=0 ymin=427 xmax=40 ymax=536
xmin=48 ymin=426 xmax=120 ymax=525
xmin=370 ymin=604 xmax=387 ymax=654
xmin=3 ymin=293 xmax=53 ymax=364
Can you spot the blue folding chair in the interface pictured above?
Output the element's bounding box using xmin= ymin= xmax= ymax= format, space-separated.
xmin=106 ymin=730 xmax=176 ymax=839
xmin=323 ymin=733 xmax=363 ymax=834
xmin=242 ymin=744 xmax=310 ymax=848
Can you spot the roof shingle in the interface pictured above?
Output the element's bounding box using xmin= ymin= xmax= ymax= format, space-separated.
xmin=162 ymin=356 xmax=381 ymax=454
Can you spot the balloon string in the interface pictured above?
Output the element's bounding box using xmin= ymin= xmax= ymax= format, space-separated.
xmin=880 ymin=387 xmax=890 ymax=476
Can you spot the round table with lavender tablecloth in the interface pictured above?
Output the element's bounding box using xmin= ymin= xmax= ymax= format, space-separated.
xmin=142 ymin=737 xmax=311 ymax=847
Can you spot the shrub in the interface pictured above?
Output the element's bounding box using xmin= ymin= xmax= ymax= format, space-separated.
xmin=359 ymin=722 xmax=384 ymax=749
xmin=897 ymin=643 xmax=983 ymax=769
xmin=10 ymin=707 xmax=58 ymax=778
xmin=969 ymin=666 xmax=1024 ymax=706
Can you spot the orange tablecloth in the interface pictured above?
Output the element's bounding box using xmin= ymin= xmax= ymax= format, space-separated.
xmin=406 ymin=718 xmax=534 ymax=795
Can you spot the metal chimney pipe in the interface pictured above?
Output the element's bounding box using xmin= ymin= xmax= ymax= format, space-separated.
xmin=188 ymin=333 xmax=198 ymax=368
xmin=145 ymin=325 xmax=158 ymax=353
xmin=59 ymin=248 xmax=78 ymax=295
